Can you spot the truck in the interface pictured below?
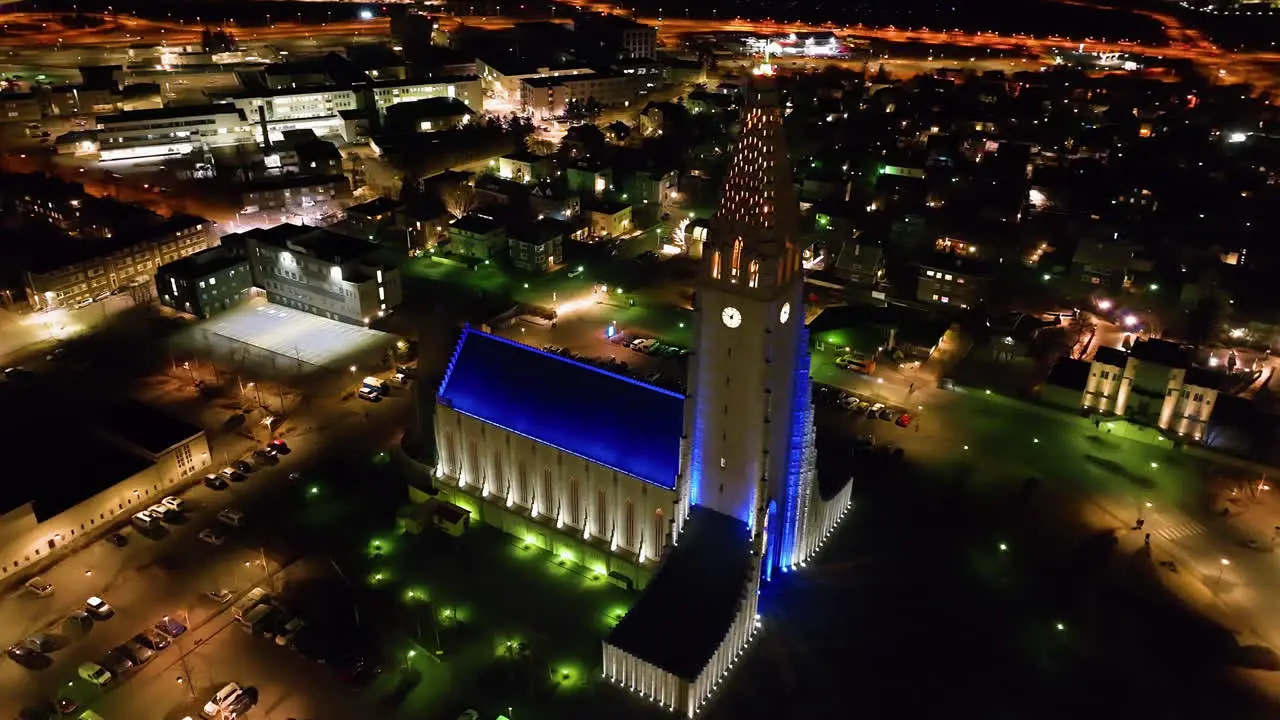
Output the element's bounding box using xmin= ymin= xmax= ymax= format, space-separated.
xmin=231 ymin=587 xmax=270 ymax=623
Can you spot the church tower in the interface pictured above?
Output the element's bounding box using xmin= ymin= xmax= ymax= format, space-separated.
xmin=680 ymin=63 xmax=817 ymax=573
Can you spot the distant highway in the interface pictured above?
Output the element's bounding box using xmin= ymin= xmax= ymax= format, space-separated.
xmin=0 ymin=0 xmax=1276 ymax=99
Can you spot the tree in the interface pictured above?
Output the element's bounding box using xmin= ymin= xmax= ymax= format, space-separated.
xmin=441 ymin=184 xmax=477 ymax=219
xmin=525 ymin=136 xmax=555 ymax=156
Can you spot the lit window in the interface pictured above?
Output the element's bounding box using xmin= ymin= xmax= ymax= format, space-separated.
xmin=944 ymin=274 xmax=953 ymax=281
xmin=208 ymin=277 xmax=216 ymax=286
xmin=748 ymin=259 xmax=760 ymax=288
xmin=941 ymin=296 xmax=950 ymax=303
xmin=730 ymin=237 xmax=743 ymax=282
xmin=932 ymin=294 xmax=939 ymax=301
xmin=198 ymin=281 xmax=205 ymax=289
xmin=926 ymin=270 xmax=935 ymax=277
xmin=720 ymin=457 xmax=727 ymax=468
xmin=710 ymin=250 xmax=722 ymax=280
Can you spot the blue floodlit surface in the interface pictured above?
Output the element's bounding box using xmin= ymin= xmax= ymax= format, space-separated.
xmin=438 ymin=327 xmax=683 ymax=489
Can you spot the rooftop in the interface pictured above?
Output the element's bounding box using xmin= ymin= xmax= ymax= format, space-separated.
xmin=386 ymin=96 xmax=474 ymax=119
xmin=101 ymin=400 xmax=205 ymax=457
xmin=1130 ymin=338 xmax=1189 ymax=369
xmin=345 ymin=196 xmax=403 ymax=219
xmin=97 ymin=104 xmax=244 ymax=125
xmin=157 ymin=245 xmax=247 ymax=280
xmin=606 ymin=506 xmax=753 ymax=680
xmin=1094 ymin=346 xmax=1129 ymax=368
xmin=238 ymin=224 xmax=385 ymax=266
xmin=449 ymin=212 xmax=505 ymax=236
xmin=437 ymin=327 xmax=682 ymax=489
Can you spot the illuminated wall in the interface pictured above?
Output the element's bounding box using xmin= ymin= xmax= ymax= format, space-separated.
xmin=434 ymin=403 xmax=678 ymax=565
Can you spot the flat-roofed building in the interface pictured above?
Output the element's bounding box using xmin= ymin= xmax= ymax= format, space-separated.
xmin=233 ymin=223 xmax=402 ymax=325
xmin=0 ymin=402 xmax=210 ymax=585
xmin=156 ymin=245 xmax=252 ymax=319
xmin=95 ymin=104 xmax=253 ymax=161
xmin=0 ymin=92 xmax=41 ymax=122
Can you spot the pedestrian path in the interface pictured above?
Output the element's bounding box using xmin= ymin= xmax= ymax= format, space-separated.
xmin=1153 ymin=520 xmax=1208 ymax=541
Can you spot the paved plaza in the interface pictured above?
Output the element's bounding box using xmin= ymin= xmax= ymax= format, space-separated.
xmin=204 ymin=301 xmax=393 ymax=369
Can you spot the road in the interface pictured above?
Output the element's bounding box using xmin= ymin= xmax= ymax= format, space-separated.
xmin=0 ymin=362 xmax=412 ymax=718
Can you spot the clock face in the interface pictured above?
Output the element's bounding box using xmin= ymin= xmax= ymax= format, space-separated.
xmin=722 ymin=306 xmax=742 ymax=328
xmin=779 ymin=302 xmax=791 ymax=325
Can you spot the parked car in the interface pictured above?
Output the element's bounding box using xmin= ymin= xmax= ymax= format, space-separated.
xmin=132 ymin=630 xmax=170 ymax=651
xmin=268 ymin=439 xmax=291 ymax=455
xmin=895 ymin=413 xmax=913 ymax=428
xmin=123 ymin=640 xmax=154 ymax=665
xmin=275 ymin=617 xmax=307 ymax=647
xmin=148 ymin=503 xmax=175 ymax=520
xmin=198 ymin=528 xmax=226 ymax=545
xmin=253 ymin=447 xmax=279 ymax=464
xmin=160 ymin=495 xmax=185 ymax=512
xmin=108 ymin=532 xmax=128 ymax=547
xmin=231 ymin=459 xmax=253 ymax=474
xmin=204 ymin=474 xmax=229 ymax=490
xmin=878 ymin=407 xmax=895 ymax=421
xmin=866 ymin=403 xmax=885 ymax=418
xmin=155 ymin=615 xmax=187 ymax=638
xmin=23 ymin=633 xmax=55 ymax=653
xmin=77 ymin=662 xmax=112 ymax=685
xmin=64 ymin=610 xmax=92 ymax=632
xmin=99 ymin=647 xmax=134 ymax=675
xmin=392 ymin=372 xmax=409 ymax=385
xmin=25 ymin=577 xmax=54 ymax=597
xmin=202 ymin=682 xmax=242 ymax=719
xmin=218 ymin=467 xmax=247 ymax=483
xmin=357 ymin=386 xmax=382 ymax=403
xmin=207 ymin=589 xmax=234 ymax=604
xmin=85 ymin=596 xmax=114 ymax=619
xmin=7 ymin=644 xmax=39 ymax=663
xmin=217 ymin=508 xmax=245 ymax=528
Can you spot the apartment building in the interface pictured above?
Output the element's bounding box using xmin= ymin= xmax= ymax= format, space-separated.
xmin=370 ymin=75 xmax=483 ymax=116
xmin=25 ymin=214 xmax=216 ymax=309
xmin=521 ymin=72 xmax=639 ymax=119
xmin=232 ymin=223 xmax=402 ymax=325
xmin=475 ymin=55 xmax=594 ymax=101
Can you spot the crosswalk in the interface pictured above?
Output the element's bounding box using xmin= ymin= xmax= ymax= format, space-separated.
xmin=1153 ymin=521 xmax=1208 ymax=541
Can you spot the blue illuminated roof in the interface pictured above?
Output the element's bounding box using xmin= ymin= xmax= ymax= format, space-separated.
xmin=437 ymin=327 xmax=683 ymax=489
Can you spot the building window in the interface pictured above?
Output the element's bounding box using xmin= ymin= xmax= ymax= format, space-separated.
xmin=542 ymin=467 xmax=553 ymax=516
xmin=569 ymin=477 xmax=580 ymax=526
xmin=748 ymin=259 xmax=760 ymax=288
xmin=730 ymin=237 xmax=743 ymax=282
xmin=926 ymin=270 xmax=935 ymax=277
xmin=597 ymin=490 xmax=607 ymax=533
xmin=710 ymin=250 xmax=721 ymax=280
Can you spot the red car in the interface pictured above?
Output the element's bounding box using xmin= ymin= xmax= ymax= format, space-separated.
xmin=268 ymin=439 xmax=291 ymax=455
xmin=895 ymin=413 xmax=912 ymax=428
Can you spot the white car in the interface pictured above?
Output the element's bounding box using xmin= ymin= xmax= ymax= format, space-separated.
xmin=25 ymin=577 xmax=54 ymax=597
xmin=198 ymin=528 xmax=226 ymax=546
xmin=202 ymin=682 xmax=242 ymax=718
xmin=161 ymin=495 xmax=185 ymax=512
xmin=78 ymin=662 xmax=112 ymax=685
xmin=217 ymin=508 xmax=245 ymax=528
xmin=148 ymin=503 xmax=173 ymax=520
xmin=85 ymin=596 xmax=114 ymax=619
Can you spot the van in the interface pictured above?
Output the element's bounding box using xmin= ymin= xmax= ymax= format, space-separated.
xmin=361 ymin=376 xmax=390 ymax=395
xmin=131 ymin=511 xmax=158 ymax=530
xmin=241 ymin=603 xmax=275 ymax=634
xmin=232 ymin=587 xmax=269 ymax=622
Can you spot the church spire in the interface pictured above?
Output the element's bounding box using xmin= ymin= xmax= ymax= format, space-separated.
xmin=704 ymin=66 xmax=801 ymax=294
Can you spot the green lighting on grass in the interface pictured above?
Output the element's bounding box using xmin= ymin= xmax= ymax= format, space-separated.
xmin=308 ymin=485 xmax=319 ymax=496
xmin=591 ymin=563 xmax=607 ymax=576
xmin=407 ymin=649 xmax=416 ymax=659
xmin=1033 ymin=437 xmax=1040 ymax=443
xmin=616 ymin=287 xmax=623 ymax=294
xmin=523 ymin=282 xmax=529 ymax=288
xmin=1150 ymin=461 xmax=1159 ymax=469
xmin=678 ymin=322 xmax=684 ymax=328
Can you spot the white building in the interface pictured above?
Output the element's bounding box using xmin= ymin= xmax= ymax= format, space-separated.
xmin=96 ymin=104 xmax=253 ymax=161
xmin=370 ymin=76 xmax=482 ymax=116
xmin=1082 ymin=340 xmax=1224 ymax=440
xmin=428 ymin=63 xmax=851 ymax=718
xmin=475 ymin=56 xmax=594 ymax=102
xmin=221 ymin=87 xmax=360 ymax=143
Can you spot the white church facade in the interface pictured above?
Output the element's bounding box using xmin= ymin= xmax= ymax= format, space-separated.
xmin=428 ymin=62 xmax=852 ymax=718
